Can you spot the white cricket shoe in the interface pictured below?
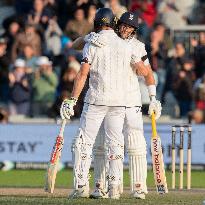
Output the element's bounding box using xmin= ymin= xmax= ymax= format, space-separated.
xmin=90 ymin=188 xmax=109 ymax=199
xmin=69 ymin=186 xmax=89 ymax=199
xmin=132 ymin=190 xmax=146 ymax=200
xmin=109 ymin=185 xmax=120 ymax=199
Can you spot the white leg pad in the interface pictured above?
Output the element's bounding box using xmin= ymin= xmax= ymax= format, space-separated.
xmin=93 ymin=123 xmax=108 ymax=191
xmin=72 ymin=129 xmax=93 ymax=189
xmin=106 ymin=144 xmax=124 ymax=187
xmin=125 ymin=130 xmax=148 ymax=193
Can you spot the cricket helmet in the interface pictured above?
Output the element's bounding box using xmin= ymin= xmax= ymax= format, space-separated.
xmin=94 ymin=8 xmax=115 ymax=29
xmin=119 ymin=11 xmax=138 ymax=29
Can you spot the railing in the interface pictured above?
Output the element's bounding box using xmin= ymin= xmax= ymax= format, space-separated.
xmin=170 ymin=25 xmax=205 ymax=52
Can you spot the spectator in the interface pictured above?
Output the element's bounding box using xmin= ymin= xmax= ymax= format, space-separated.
xmin=14 ymin=0 xmax=33 ymax=15
xmin=28 ymin=0 xmax=45 ymax=25
xmin=61 ymin=35 xmax=72 ymax=52
xmin=158 ymin=0 xmax=187 ymax=28
xmin=130 ymin=0 xmax=157 ymax=40
xmin=194 ymin=73 xmax=205 ymax=110
xmin=87 ymin=4 xmax=97 ymax=29
xmin=189 ymin=109 xmax=205 ymax=124
xmin=8 ymin=59 xmax=32 ymax=116
xmin=50 ymin=60 xmax=85 ymax=118
xmin=27 ymin=0 xmax=55 ymax=29
xmin=22 ymin=44 xmax=39 ymax=73
xmin=0 ymin=37 xmax=10 ymax=103
xmin=0 ymin=107 xmax=9 ymax=124
xmin=2 ymin=17 xmax=21 ymax=58
xmin=32 ymin=56 xmax=58 ymax=116
xmin=60 ymin=48 xmax=82 ymax=77
xmin=12 ymin=23 xmax=42 ymax=61
xmin=44 ymin=0 xmax=58 ymax=14
xmin=190 ymin=0 xmax=205 ymax=24
xmin=67 ymin=0 xmax=98 ymax=18
xmin=130 ymin=0 xmax=157 ymax=27
xmin=65 ymin=7 xmax=92 ymax=40
xmin=146 ymin=28 xmax=167 ymax=100
xmin=60 ymin=60 xmax=81 ymax=95
xmin=174 ymin=0 xmax=195 ymax=20
xmin=172 ymin=58 xmax=195 ymax=117
xmin=192 ymin=32 xmax=205 ymax=78
xmin=154 ymin=22 xmax=172 ymax=50
xmin=105 ymin=0 xmax=127 ymax=19
xmin=45 ymin=18 xmax=63 ymax=57
xmin=163 ymin=42 xmax=188 ymax=99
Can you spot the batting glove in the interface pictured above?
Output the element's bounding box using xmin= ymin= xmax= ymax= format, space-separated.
xmin=148 ymin=96 xmax=162 ymax=120
xmin=60 ymin=98 xmax=77 ymax=120
xmin=84 ymin=32 xmax=106 ymax=47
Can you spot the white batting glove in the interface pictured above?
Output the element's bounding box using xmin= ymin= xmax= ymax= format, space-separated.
xmin=60 ymin=98 xmax=77 ymax=120
xmin=84 ymin=32 xmax=106 ymax=47
xmin=148 ymin=96 xmax=162 ymax=120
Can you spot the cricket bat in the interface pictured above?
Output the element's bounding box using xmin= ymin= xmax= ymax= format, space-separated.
xmin=151 ymin=112 xmax=168 ymax=194
xmin=44 ymin=119 xmax=67 ymax=193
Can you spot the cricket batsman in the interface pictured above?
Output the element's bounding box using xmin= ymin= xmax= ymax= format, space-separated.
xmin=74 ymin=11 xmax=162 ymax=200
xmin=60 ymin=8 xmax=150 ymax=199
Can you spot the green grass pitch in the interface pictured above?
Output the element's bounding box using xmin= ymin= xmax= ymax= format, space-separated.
xmin=0 ymin=169 xmax=204 ymax=188
xmin=0 ymin=169 xmax=204 ymax=205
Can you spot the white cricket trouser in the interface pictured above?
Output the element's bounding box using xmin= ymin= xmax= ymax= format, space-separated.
xmin=93 ymin=106 xmax=147 ymax=193
xmin=72 ymin=103 xmax=125 ymax=189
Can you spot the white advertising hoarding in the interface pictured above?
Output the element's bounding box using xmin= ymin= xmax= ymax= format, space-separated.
xmin=0 ymin=123 xmax=204 ymax=165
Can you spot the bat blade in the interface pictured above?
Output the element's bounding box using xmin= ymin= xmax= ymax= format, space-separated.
xmin=45 ymin=120 xmax=66 ymax=193
xmin=45 ymin=136 xmax=64 ymax=193
xmin=151 ymin=137 xmax=168 ymax=194
xmin=151 ymin=113 xmax=168 ymax=194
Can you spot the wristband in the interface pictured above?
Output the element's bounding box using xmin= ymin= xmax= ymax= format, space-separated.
xmin=71 ymin=97 xmax=78 ymax=104
xmin=148 ymin=85 xmax=156 ymax=99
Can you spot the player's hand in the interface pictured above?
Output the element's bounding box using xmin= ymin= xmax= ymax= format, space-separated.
xmin=148 ymin=96 xmax=162 ymax=120
xmin=60 ymin=98 xmax=77 ymax=119
xmin=84 ymin=32 xmax=106 ymax=47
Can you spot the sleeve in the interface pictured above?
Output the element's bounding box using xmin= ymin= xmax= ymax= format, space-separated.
xmin=140 ymin=44 xmax=150 ymax=66
xmin=81 ymin=43 xmax=93 ymax=65
xmin=131 ymin=44 xmax=142 ymax=64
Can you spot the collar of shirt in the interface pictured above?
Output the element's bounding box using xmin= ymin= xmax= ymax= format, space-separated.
xmin=99 ymin=29 xmax=116 ymax=35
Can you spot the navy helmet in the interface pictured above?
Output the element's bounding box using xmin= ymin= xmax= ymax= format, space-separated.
xmin=94 ymin=8 xmax=115 ymax=29
xmin=119 ymin=11 xmax=138 ymax=29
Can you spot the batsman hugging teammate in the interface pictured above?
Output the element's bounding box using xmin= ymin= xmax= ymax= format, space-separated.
xmin=80 ymin=12 xmax=162 ymax=200
xmin=60 ymin=8 xmax=161 ymax=200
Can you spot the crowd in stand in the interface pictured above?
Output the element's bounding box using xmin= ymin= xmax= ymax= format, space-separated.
xmin=0 ymin=0 xmax=205 ymax=123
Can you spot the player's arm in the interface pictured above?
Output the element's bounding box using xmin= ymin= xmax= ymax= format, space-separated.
xmin=143 ymin=65 xmax=162 ymax=120
xmin=60 ymin=62 xmax=90 ymax=120
xmin=132 ymin=45 xmax=150 ymax=77
xmin=132 ymin=45 xmax=156 ymax=97
xmin=134 ymin=45 xmax=162 ymax=120
xmin=60 ymin=43 xmax=92 ymax=119
xmin=71 ymin=63 xmax=90 ymax=99
xmin=134 ymin=61 xmax=149 ymax=77
xmin=72 ymin=32 xmax=106 ymax=50
xmin=72 ymin=37 xmax=85 ymax=50
xmin=144 ymin=64 xmax=155 ymax=86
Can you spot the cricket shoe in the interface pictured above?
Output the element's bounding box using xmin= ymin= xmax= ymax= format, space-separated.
xmin=109 ymin=185 xmax=120 ymax=199
xmin=132 ymin=190 xmax=146 ymax=200
xmin=90 ymin=188 xmax=109 ymax=199
xmin=69 ymin=186 xmax=89 ymax=199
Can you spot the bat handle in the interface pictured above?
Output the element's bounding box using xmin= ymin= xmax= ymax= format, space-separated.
xmin=59 ymin=119 xmax=67 ymax=136
xmin=151 ymin=112 xmax=157 ymax=138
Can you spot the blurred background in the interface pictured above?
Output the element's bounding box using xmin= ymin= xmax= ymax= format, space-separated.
xmin=0 ymin=0 xmax=205 ymax=123
xmin=0 ymin=0 xmax=205 ymax=172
